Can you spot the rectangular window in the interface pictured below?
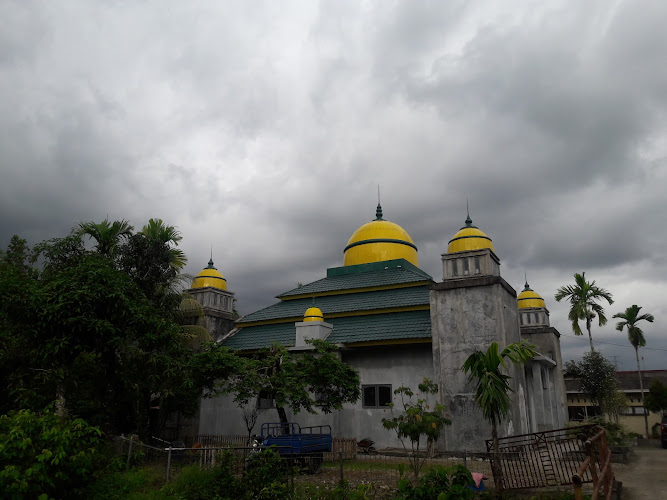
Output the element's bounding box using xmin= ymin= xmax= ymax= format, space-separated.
xmin=463 ymin=258 xmax=470 ymax=275
xmin=451 ymin=260 xmax=458 ymax=277
xmin=257 ymin=390 xmax=274 ymax=409
xmin=362 ymin=385 xmax=392 ymax=408
xmin=474 ymin=256 xmax=481 ymax=274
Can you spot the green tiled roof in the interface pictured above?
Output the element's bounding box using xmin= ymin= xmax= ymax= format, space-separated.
xmin=238 ymin=286 xmax=430 ymax=324
xmin=277 ymin=259 xmax=432 ymax=298
xmin=223 ymin=310 xmax=432 ymax=350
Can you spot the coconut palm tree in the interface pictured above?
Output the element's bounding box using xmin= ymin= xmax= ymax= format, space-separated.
xmin=139 ymin=218 xmax=187 ymax=271
xmin=613 ymin=304 xmax=654 ymax=437
xmin=462 ymin=341 xmax=536 ymax=490
xmin=77 ymin=218 xmax=134 ymax=259
xmin=555 ymin=272 xmax=613 ymax=352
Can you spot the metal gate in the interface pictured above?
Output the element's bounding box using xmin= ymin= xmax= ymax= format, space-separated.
xmin=486 ymin=425 xmax=596 ymax=489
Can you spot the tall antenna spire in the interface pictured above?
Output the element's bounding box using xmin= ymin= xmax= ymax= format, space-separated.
xmin=465 ymin=198 xmax=473 ymax=227
xmin=523 ymin=271 xmax=531 ymax=290
xmin=375 ymin=185 xmax=384 ymax=220
xmin=207 ymin=246 xmax=214 ymax=267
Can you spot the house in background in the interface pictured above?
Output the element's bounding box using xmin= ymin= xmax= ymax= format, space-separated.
xmin=190 ymin=203 xmax=568 ymax=451
xmin=566 ymin=370 xmax=667 ymax=436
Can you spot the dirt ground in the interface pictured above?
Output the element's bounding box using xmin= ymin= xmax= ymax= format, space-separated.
xmin=613 ymin=441 xmax=667 ymax=499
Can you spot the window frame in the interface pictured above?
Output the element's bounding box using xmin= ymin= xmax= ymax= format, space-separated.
xmin=362 ymin=384 xmax=392 ymax=409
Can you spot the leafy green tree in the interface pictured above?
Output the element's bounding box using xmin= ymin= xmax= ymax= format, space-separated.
xmin=462 ymin=341 xmax=535 ymax=490
xmin=139 ymin=218 xmax=187 ymax=271
xmin=381 ymin=378 xmax=451 ymax=478
xmin=645 ymin=379 xmax=667 ymax=415
xmin=0 ymin=409 xmax=103 ymax=500
xmin=555 ymin=272 xmax=613 ymax=352
xmin=613 ymin=304 xmax=655 ymax=437
xmin=569 ymin=351 xmax=620 ymax=420
xmin=77 ymin=218 xmax=134 ymax=259
xmin=225 ymin=339 xmax=360 ymax=427
xmin=0 ymin=225 xmax=242 ymax=440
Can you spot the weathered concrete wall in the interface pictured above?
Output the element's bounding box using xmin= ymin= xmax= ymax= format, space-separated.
xmin=521 ymin=326 xmax=567 ymax=429
xmin=430 ymin=277 xmax=529 ymax=451
xmin=198 ymin=344 xmax=435 ymax=450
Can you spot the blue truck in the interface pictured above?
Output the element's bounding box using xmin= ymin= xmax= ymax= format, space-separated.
xmin=259 ymin=422 xmax=332 ymax=473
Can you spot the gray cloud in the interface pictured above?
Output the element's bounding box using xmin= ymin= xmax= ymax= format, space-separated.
xmin=1 ymin=0 xmax=666 ymax=369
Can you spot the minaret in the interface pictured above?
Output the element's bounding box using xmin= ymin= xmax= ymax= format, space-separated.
xmin=517 ymin=280 xmax=567 ymax=430
xmin=188 ymin=258 xmax=237 ymax=341
xmin=430 ymin=211 xmax=529 ymax=451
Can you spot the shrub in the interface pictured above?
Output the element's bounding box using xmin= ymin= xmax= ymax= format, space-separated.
xmin=0 ymin=409 xmax=103 ymax=500
xmin=396 ymin=464 xmax=476 ymax=500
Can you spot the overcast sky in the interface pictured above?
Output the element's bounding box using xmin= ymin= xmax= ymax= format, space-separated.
xmin=2 ymin=0 xmax=666 ymax=369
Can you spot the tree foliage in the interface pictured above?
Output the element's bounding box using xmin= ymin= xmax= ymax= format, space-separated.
xmin=0 ymin=409 xmax=103 ymax=500
xmin=555 ymin=272 xmax=613 ymax=352
xmin=224 ymin=339 xmax=360 ymax=425
xmin=381 ymin=378 xmax=451 ymax=478
xmin=568 ymin=351 xmax=620 ymax=417
xmin=645 ymin=379 xmax=667 ymax=415
xmin=0 ymin=220 xmax=241 ymax=439
xmin=462 ymin=341 xmax=535 ymax=490
xmin=613 ymin=304 xmax=655 ymax=436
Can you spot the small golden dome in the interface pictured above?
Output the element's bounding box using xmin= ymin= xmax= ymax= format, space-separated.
xmin=517 ymin=282 xmax=546 ymax=309
xmin=447 ymin=214 xmax=494 ymax=254
xmin=343 ymin=204 xmax=419 ymax=267
xmin=303 ymin=306 xmax=324 ymax=322
xmin=191 ymin=259 xmax=227 ymax=290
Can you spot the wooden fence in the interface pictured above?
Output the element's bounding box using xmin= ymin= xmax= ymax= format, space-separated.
xmin=194 ymin=434 xmax=357 ymax=460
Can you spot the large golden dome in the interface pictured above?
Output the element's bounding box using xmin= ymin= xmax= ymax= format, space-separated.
xmin=343 ymin=204 xmax=419 ymax=267
xmin=447 ymin=215 xmax=494 ymax=254
xmin=191 ymin=259 xmax=227 ymax=290
xmin=517 ymin=282 xmax=546 ymax=309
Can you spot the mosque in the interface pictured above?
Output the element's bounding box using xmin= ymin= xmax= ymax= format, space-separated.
xmin=188 ymin=204 xmax=567 ymax=451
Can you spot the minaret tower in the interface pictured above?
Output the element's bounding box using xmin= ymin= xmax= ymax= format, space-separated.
xmin=430 ymin=210 xmax=529 ymax=451
xmin=187 ymin=257 xmax=237 ymax=341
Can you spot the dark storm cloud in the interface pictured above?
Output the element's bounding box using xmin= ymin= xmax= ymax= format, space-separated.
xmin=1 ymin=0 xmax=666 ymax=368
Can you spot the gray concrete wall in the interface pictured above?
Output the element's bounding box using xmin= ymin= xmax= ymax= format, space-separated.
xmin=198 ymin=343 xmax=435 ymax=450
xmin=521 ymin=326 xmax=567 ymax=429
xmin=430 ymin=278 xmax=529 ymax=451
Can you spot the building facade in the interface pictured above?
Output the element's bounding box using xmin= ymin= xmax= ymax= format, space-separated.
xmin=190 ymin=204 xmax=568 ymax=451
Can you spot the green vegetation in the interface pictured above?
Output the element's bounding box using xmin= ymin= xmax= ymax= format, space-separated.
xmin=645 ymin=379 xmax=667 ymax=415
xmin=0 ymin=409 xmax=104 ymax=500
xmin=565 ymin=351 xmax=622 ymax=420
xmin=224 ymin=339 xmax=360 ymax=426
xmin=381 ymin=378 xmax=451 ymax=478
xmin=555 ymin=272 xmax=613 ymax=353
xmin=395 ymin=464 xmax=476 ymax=499
xmin=613 ymin=304 xmax=655 ymax=437
xmin=462 ymin=341 xmax=536 ymax=490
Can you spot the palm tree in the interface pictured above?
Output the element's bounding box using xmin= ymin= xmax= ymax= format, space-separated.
xmin=555 ymin=272 xmax=613 ymax=352
xmin=139 ymin=218 xmax=187 ymax=271
xmin=613 ymin=304 xmax=654 ymax=438
xmin=77 ymin=218 xmax=134 ymax=259
xmin=462 ymin=341 xmax=536 ymax=490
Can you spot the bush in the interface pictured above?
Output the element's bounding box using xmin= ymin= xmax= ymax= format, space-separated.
xmin=567 ymin=418 xmax=628 ymax=446
xmin=0 ymin=409 xmax=103 ymax=500
xmin=396 ymin=464 xmax=476 ymax=500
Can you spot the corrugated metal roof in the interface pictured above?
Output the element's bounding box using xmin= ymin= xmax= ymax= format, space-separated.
xmin=277 ymin=261 xmax=432 ymax=298
xmin=238 ymin=286 xmax=430 ymax=324
xmin=224 ymin=310 xmax=432 ymax=350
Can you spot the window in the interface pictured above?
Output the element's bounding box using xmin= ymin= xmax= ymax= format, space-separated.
xmin=362 ymin=385 xmax=392 ymax=408
xmin=452 ymin=260 xmax=458 ymax=277
xmin=474 ymin=257 xmax=481 ymax=274
xmin=257 ymin=390 xmax=274 ymax=409
xmin=463 ymin=258 xmax=470 ymax=275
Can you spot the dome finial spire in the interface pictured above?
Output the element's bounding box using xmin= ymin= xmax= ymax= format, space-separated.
xmin=465 ymin=198 xmax=473 ymax=227
xmin=375 ymin=185 xmax=383 ymax=220
xmin=524 ymin=270 xmax=529 ymax=290
xmin=207 ymin=246 xmax=215 ymax=268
